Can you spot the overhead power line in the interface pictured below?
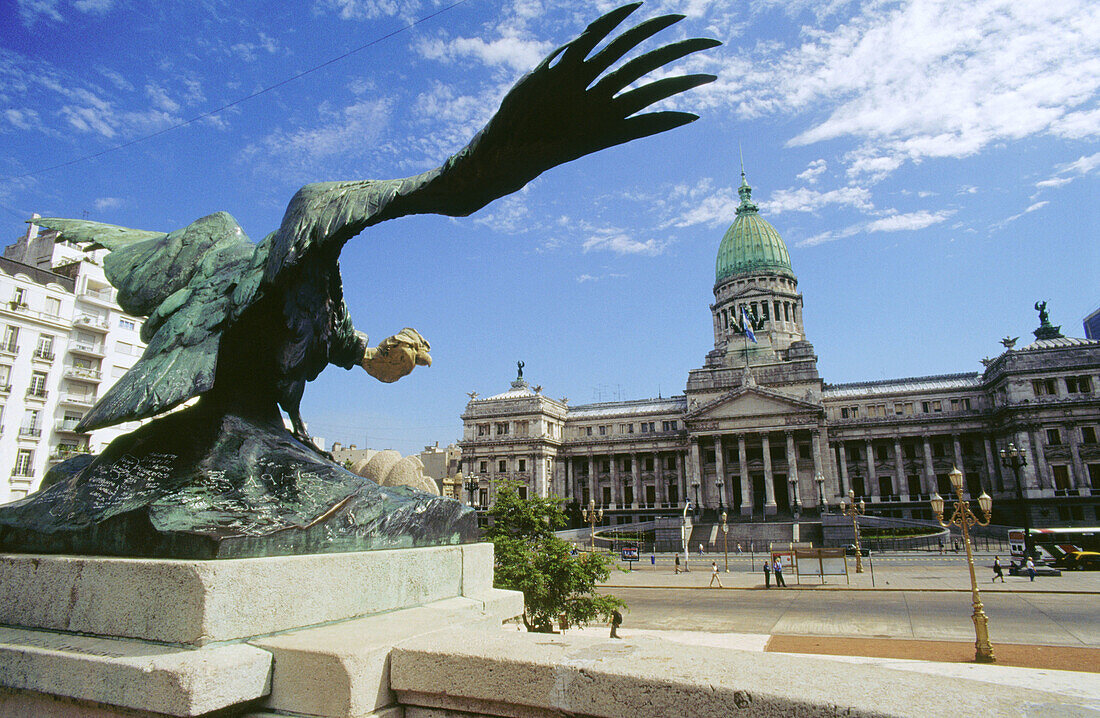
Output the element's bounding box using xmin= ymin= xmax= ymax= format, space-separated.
xmin=2 ymin=0 xmax=471 ymax=183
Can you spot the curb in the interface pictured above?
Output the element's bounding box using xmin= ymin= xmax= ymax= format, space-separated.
xmin=601 ymin=584 xmax=1100 ymax=594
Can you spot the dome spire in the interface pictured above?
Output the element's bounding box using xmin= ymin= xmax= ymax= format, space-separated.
xmin=736 ymin=148 xmax=757 ymax=215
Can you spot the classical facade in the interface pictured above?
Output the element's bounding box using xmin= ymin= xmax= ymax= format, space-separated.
xmin=459 ymin=174 xmax=1100 ymax=527
xmin=0 ymin=217 xmax=149 ymax=502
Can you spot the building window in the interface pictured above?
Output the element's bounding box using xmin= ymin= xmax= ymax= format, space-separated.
xmin=585 ymin=426 xmax=593 ymax=436
xmin=45 ymin=296 xmax=61 ymax=316
xmin=3 ymin=326 xmax=18 ymax=353
xmin=1083 ymin=426 xmax=1098 ymax=444
xmin=495 ymin=422 xmax=509 ymax=435
xmin=1066 ymin=376 xmax=1093 ymax=394
xmin=644 ymin=457 xmax=654 ymax=471
xmin=0 ymin=364 xmax=10 ymax=389
xmin=28 ymin=372 xmax=47 ymax=398
xmin=600 ymin=460 xmax=610 ymax=473
xmin=623 ymin=458 xmax=632 ymax=472
xmin=619 ymin=423 xmax=633 ymax=434
xmin=498 ymin=459 xmax=507 ymax=473
xmin=598 ymin=425 xmax=607 ymax=436
xmin=1032 ymin=378 xmax=1057 ymax=396
xmin=10 ymin=288 xmax=26 ymax=307
xmin=1046 ymin=428 xmax=1062 ymax=446
xmin=932 ymin=441 xmax=945 ymax=457
xmin=35 ymin=334 xmax=54 ymax=360
xmin=703 ymin=449 xmax=715 ymax=464
xmin=13 ymin=449 xmax=33 ymax=477
xmin=640 ymin=421 xmax=655 ymax=433
xmin=875 ymin=445 xmax=888 ymax=462
xmin=1052 ymin=465 xmax=1070 ymax=490
xmin=799 ymin=444 xmax=811 ymax=460
xmin=518 ymin=459 xmax=526 ymax=472
xmin=662 ymin=420 xmax=678 ymax=431
xmin=477 ymin=424 xmax=488 ymax=437
xmin=119 ymin=318 xmax=136 ymax=331
xmin=664 ymin=456 xmax=676 ymax=470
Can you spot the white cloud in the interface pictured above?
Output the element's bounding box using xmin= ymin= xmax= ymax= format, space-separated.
xmin=713 ymin=0 xmax=1100 ymax=181
xmin=582 ymin=230 xmax=668 ymax=256
xmin=17 ymin=0 xmax=62 ymax=25
xmin=3 ymin=109 xmax=41 ymax=131
xmin=73 ymin=0 xmax=113 ymax=13
xmin=994 ymin=199 xmax=1048 ymax=229
xmin=244 ymin=98 xmax=393 ymax=173
xmin=864 ymin=209 xmax=954 ymax=233
xmin=145 ymin=84 xmax=179 ymax=113
xmin=231 ymin=33 xmax=279 ymax=62
xmin=93 ymin=196 xmax=122 ymax=210
xmin=314 ymin=0 xmax=418 ymax=21
xmin=417 ymin=35 xmax=552 ymax=73
xmin=797 ymin=208 xmax=954 ymax=246
xmin=796 ymin=159 xmax=827 ymax=183
xmin=762 ymin=185 xmax=873 ymax=214
xmin=1034 ymin=151 xmax=1100 ymax=191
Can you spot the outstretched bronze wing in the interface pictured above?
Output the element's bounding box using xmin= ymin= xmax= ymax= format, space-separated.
xmin=35 ymin=213 xmax=264 ymax=431
xmin=262 ymin=3 xmax=719 ymax=284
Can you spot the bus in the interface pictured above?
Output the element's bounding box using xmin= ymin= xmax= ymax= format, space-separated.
xmin=1008 ymin=527 xmax=1100 ymax=565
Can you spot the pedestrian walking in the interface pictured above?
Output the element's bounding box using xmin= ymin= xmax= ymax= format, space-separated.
xmin=1026 ymin=556 xmax=1036 ymax=582
xmin=674 ymin=553 xmax=682 ymax=574
xmin=992 ymin=556 xmax=1005 ymax=583
xmin=736 ymin=543 xmax=742 ymax=554
xmin=708 ymin=561 xmax=723 ymax=588
xmin=938 ymin=539 xmax=943 ymax=554
xmin=763 ymin=560 xmax=771 ymax=589
xmin=773 ymin=558 xmax=786 ymax=588
xmin=610 ymin=609 xmax=622 ymax=639
xmin=699 ymin=543 xmax=705 ymax=555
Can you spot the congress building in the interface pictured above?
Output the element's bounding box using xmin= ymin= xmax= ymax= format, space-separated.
xmin=459 ymin=173 xmax=1100 ymax=528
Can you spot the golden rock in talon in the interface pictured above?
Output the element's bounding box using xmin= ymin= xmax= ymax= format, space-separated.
xmin=362 ymin=328 xmax=432 ymax=383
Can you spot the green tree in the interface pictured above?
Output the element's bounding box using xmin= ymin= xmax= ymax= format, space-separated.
xmin=485 ymin=480 xmax=623 ymax=633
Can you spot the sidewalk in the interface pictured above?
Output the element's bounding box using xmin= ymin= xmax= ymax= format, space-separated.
xmin=522 ymin=625 xmax=1100 ymax=702
xmin=602 ymin=555 xmax=1100 ymax=593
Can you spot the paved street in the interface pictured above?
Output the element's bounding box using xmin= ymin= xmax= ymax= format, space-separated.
xmin=595 ymin=552 xmax=1100 ymax=648
xmin=603 ymin=587 xmax=1100 ymax=647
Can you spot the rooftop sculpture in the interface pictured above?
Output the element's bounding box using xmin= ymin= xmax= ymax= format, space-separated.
xmin=0 ymin=3 xmax=719 ymax=558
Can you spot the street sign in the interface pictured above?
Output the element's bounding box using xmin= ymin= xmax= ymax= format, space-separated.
xmin=621 ymin=545 xmax=639 ymax=570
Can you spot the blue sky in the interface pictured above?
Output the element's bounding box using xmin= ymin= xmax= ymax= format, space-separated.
xmin=2 ymin=0 xmax=1098 ymax=454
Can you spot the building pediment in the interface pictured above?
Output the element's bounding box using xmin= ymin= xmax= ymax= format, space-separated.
xmin=687 ymin=385 xmax=822 ymax=423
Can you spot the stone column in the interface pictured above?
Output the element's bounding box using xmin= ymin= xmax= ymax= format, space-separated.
xmin=689 ymin=439 xmax=702 ymax=509
xmin=587 ymin=455 xmax=596 ymax=505
xmin=785 ymin=431 xmax=799 ymax=510
xmin=654 ymin=451 xmax=664 ymax=506
xmin=631 ymin=452 xmax=641 ymax=508
xmin=714 ymin=435 xmax=726 ymax=509
xmin=865 ymin=439 xmax=877 ymax=499
xmin=1067 ymin=423 xmax=1086 ymax=489
xmin=1016 ymin=430 xmax=1042 ymax=493
xmin=1027 ymin=428 xmax=1051 ymax=494
xmin=894 ymin=438 xmax=906 ymax=500
xmin=676 ymin=451 xmax=686 ymax=506
xmin=837 ymin=442 xmax=849 ymax=496
xmin=983 ymin=436 xmax=1000 ymax=493
xmin=738 ymin=433 xmax=751 ymax=517
xmin=952 ymin=435 xmax=964 ymax=472
xmin=922 ymin=436 xmax=936 ymax=495
xmin=609 ymin=453 xmax=620 ymax=509
xmin=810 ymin=430 xmax=823 ymax=506
xmin=762 ymin=433 xmax=776 ymax=515
xmin=533 ymin=452 xmax=545 ymax=498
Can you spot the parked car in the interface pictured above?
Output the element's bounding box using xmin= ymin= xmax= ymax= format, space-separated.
xmin=845 ymin=544 xmax=869 ymax=557
xmin=1053 ymin=551 xmax=1100 ymax=570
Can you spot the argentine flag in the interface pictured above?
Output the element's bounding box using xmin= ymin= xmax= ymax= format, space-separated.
xmin=741 ymin=306 xmax=757 ymax=343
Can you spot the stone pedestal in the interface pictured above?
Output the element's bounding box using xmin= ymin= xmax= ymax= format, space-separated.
xmin=0 ymin=543 xmax=522 ymax=717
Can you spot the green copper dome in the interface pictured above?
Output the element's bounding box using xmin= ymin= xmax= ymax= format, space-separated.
xmin=715 ymin=173 xmax=793 ymax=283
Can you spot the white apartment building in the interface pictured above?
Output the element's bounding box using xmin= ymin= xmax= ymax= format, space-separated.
xmin=0 ymin=217 xmax=147 ymax=503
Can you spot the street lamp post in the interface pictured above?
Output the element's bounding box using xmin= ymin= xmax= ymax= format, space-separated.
xmin=582 ymin=499 xmax=603 ymax=552
xmin=789 ymin=476 xmax=800 ymax=519
xmin=840 ymin=490 xmax=866 ymax=573
xmin=464 ymin=475 xmax=479 ymax=507
xmin=1000 ymin=442 xmax=1032 ymax=565
xmin=815 ymin=472 xmax=826 ymax=515
xmin=721 ymin=510 xmax=729 ymax=572
xmin=931 ymin=467 xmax=995 ymax=663
xmin=681 ymin=500 xmax=693 ymax=572
xmin=715 ymin=478 xmax=725 ymax=518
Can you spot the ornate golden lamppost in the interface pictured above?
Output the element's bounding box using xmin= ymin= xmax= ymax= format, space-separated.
xmin=931 ymin=466 xmax=995 ymax=663
xmin=721 ymin=511 xmax=729 ymax=572
xmin=582 ymin=499 xmax=603 ymax=552
xmin=839 ymin=489 xmax=865 ymax=573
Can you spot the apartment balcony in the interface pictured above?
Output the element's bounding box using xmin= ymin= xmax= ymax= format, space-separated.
xmin=25 ymin=389 xmax=48 ymax=402
xmin=32 ymin=349 xmax=55 ymax=363
xmin=64 ymin=367 xmax=103 ymax=382
xmin=74 ymin=315 xmax=110 ymax=332
xmin=56 ymin=420 xmax=88 ymax=434
xmin=69 ymin=341 xmax=106 ymax=358
xmin=78 ymin=286 xmax=117 ymax=308
xmin=18 ymin=426 xmax=43 ymax=438
xmin=60 ymin=393 xmax=97 ymax=408
xmin=0 ymin=344 xmax=18 ymax=357
xmin=0 ymin=384 xmax=10 ymax=395
xmin=49 ymin=446 xmax=91 ymax=462
xmin=1 ymin=302 xmax=72 ymax=329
